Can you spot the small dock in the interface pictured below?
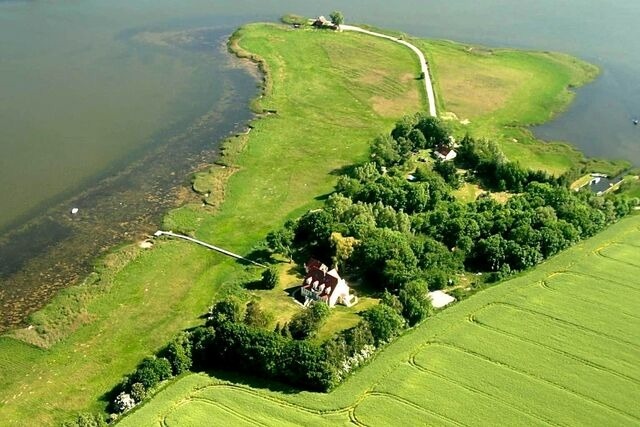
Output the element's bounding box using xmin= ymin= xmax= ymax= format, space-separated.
xmin=153 ymin=230 xmax=266 ymax=268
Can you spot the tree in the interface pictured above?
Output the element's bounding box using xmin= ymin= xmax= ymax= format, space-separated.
xmin=330 ymin=232 xmax=358 ymax=269
xmin=414 ymin=114 xmax=449 ymax=148
xmin=362 ymin=304 xmax=405 ymax=345
xmin=266 ymin=222 xmax=295 ymax=262
xmin=398 ymin=280 xmax=433 ymax=326
xmin=62 ymin=413 xmax=107 ymax=427
xmin=130 ymin=357 xmax=173 ymax=390
xmin=130 ymin=382 xmax=147 ymax=403
xmin=208 ymin=298 xmax=242 ymax=326
xmin=329 ymin=10 xmax=344 ymax=26
xmin=288 ymin=302 xmax=330 ymax=340
xmin=260 ymin=266 xmax=279 ymax=290
xmin=433 ymin=159 xmax=461 ymax=188
xmin=190 ymin=326 xmax=216 ymax=370
xmin=162 ymin=332 xmax=192 ymax=375
xmin=244 ymin=300 xmax=270 ymax=328
xmin=370 ymin=134 xmax=401 ymax=166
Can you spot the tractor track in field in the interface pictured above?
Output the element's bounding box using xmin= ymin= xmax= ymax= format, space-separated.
xmin=466 ymin=310 xmax=640 ymax=385
xmin=357 ymin=390 xmax=464 ymax=426
xmin=407 ymin=350 xmax=556 ymax=426
xmin=413 ymin=341 xmax=640 ymax=424
xmin=487 ymin=301 xmax=640 ymax=349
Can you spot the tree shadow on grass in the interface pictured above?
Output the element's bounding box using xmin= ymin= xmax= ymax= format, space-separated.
xmin=202 ymin=368 xmax=306 ymax=395
xmin=244 ymin=279 xmax=267 ymax=291
xmin=330 ymin=163 xmax=358 ymax=177
xmin=241 ymin=248 xmax=272 ymax=266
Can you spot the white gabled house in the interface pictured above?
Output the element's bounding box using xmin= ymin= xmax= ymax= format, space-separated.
xmin=299 ymin=259 xmax=357 ymax=308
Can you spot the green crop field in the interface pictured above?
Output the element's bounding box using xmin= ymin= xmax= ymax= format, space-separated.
xmin=120 ymin=214 xmax=640 ymax=426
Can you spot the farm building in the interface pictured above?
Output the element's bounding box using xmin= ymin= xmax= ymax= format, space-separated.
xmin=299 ymin=259 xmax=356 ymax=308
xmin=434 ymin=145 xmax=457 ymax=161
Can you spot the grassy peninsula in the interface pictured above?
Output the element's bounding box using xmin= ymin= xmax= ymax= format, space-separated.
xmin=0 ymin=21 xmax=635 ymax=425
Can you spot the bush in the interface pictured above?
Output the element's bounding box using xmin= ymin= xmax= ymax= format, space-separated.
xmin=130 ymin=356 xmax=173 ymax=390
xmin=288 ymin=302 xmax=330 ymax=340
xmin=425 ymin=270 xmax=448 ymax=291
xmin=362 ymin=304 xmax=405 ymax=345
xmin=162 ymin=332 xmax=193 ymax=375
xmin=130 ymin=382 xmax=146 ymax=403
xmin=208 ymin=298 xmax=242 ymax=326
xmin=113 ymin=392 xmax=135 ymax=413
xmin=61 ymin=413 xmax=107 ymax=427
xmin=399 ymin=280 xmax=433 ymax=326
xmin=244 ymin=300 xmax=270 ymax=328
xmin=190 ymin=326 xmax=216 ymax=370
xmin=260 ymin=266 xmax=279 ymax=289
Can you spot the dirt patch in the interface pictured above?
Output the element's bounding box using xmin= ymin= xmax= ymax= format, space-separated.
xmin=358 ymin=69 xmax=387 ymax=85
xmin=371 ymin=86 xmax=419 ymax=117
xmin=400 ymin=73 xmax=415 ymax=83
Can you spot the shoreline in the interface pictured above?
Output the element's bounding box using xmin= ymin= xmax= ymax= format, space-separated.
xmin=0 ymin=34 xmax=258 ymax=332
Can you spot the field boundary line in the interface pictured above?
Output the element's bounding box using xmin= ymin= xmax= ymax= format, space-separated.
xmin=197 ymin=383 xmax=352 ymax=416
xmin=549 ymin=270 xmax=640 ymax=293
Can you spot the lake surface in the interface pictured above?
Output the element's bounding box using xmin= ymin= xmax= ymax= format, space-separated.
xmin=1 ymin=0 xmax=639 ymax=328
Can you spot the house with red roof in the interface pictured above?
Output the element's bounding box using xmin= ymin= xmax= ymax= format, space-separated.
xmin=299 ymin=259 xmax=356 ymax=308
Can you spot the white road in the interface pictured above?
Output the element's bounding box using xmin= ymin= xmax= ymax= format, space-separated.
xmin=341 ymin=25 xmax=437 ymax=117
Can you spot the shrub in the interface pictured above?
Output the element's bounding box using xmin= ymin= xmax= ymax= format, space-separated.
xmin=260 ymin=266 xmax=279 ymax=289
xmin=288 ymin=302 xmax=330 ymax=340
xmin=130 ymin=382 xmax=146 ymax=403
xmin=162 ymin=331 xmax=192 ymax=375
xmin=399 ymin=280 xmax=433 ymax=326
xmin=61 ymin=413 xmax=107 ymax=427
xmin=362 ymin=304 xmax=405 ymax=345
xmin=244 ymin=300 xmax=270 ymax=328
xmin=190 ymin=326 xmax=216 ymax=370
xmin=208 ymin=298 xmax=242 ymax=326
xmin=130 ymin=356 xmax=172 ymax=390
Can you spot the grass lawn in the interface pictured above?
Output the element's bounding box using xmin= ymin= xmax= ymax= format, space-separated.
xmin=0 ymin=22 xmax=620 ymax=426
xmin=120 ymin=214 xmax=640 ymax=426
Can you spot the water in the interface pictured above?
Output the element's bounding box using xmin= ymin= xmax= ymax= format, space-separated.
xmin=1 ymin=0 xmax=639 ymax=328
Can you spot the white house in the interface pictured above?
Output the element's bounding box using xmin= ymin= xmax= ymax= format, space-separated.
xmin=299 ymin=259 xmax=356 ymax=308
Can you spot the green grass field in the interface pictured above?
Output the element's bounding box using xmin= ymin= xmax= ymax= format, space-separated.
xmin=0 ymin=22 xmax=626 ymax=425
xmin=119 ymin=214 xmax=640 ymax=426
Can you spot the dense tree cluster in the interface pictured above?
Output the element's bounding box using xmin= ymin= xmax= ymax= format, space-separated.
xmin=268 ymin=114 xmax=634 ymax=287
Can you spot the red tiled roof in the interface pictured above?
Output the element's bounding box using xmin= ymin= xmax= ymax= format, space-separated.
xmin=302 ymin=260 xmax=340 ymax=298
